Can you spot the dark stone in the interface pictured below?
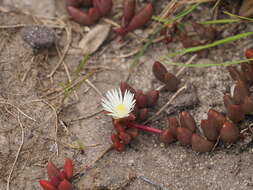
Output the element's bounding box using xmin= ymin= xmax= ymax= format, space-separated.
xmin=21 ymin=25 xmax=55 ymax=50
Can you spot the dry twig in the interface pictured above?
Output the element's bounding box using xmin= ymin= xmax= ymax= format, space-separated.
xmin=6 ymin=114 xmax=25 ymax=190
xmin=145 ymin=84 xmax=187 ymax=124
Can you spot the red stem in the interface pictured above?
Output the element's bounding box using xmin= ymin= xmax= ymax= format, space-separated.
xmin=127 ymin=123 xmax=162 ymax=134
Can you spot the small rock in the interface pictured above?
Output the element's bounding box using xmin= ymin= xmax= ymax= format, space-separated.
xmin=79 ymin=24 xmax=111 ymax=55
xmin=21 ymin=25 xmax=56 ymax=50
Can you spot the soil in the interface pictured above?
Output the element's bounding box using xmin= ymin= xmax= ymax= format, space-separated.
xmin=0 ymin=0 xmax=253 ymax=190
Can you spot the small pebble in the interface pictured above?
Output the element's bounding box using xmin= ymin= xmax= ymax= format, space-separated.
xmin=22 ymin=25 xmax=56 ymax=50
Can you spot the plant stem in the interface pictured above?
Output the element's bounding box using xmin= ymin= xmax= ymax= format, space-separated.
xmin=127 ymin=123 xmax=162 ymax=134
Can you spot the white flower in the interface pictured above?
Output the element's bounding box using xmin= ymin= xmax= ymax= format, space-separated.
xmin=102 ymin=88 xmax=136 ymax=119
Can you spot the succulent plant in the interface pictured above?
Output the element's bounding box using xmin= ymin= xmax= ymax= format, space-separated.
xmin=66 ymin=0 xmax=112 ymax=25
xmin=39 ymin=159 xmax=73 ymax=190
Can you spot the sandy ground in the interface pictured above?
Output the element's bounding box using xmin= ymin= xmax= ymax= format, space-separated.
xmin=0 ymin=0 xmax=253 ymax=190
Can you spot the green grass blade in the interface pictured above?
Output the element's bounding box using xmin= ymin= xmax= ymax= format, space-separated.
xmin=201 ymin=19 xmax=240 ymax=24
xmin=163 ymin=31 xmax=253 ymax=58
xmin=224 ymin=11 xmax=253 ymax=22
xmin=162 ymin=58 xmax=253 ymax=67
xmin=152 ymin=3 xmax=200 ymax=24
xmin=74 ymin=54 xmax=90 ymax=75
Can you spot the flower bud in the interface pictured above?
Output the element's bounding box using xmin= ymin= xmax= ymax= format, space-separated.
xmin=145 ymin=90 xmax=159 ymax=107
xmin=160 ymin=129 xmax=175 ymax=145
xmin=220 ymin=121 xmax=239 ymax=143
xmin=135 ymin=90 xmax=147 ymax=108
xmin=180 ymin=111 xmax=196 ymax=132
xmin=167 ymin=117 xmax=179 ymax=137
xmin=227 ymin=104 xmax=245 ymax=122
xmin=201 ymin=119 xmax=219 ymax=141
xmin=207 ymin=109 xmax=226 ymax=131
xmin=152 ymin=61 xmax=168 ymax=82
xmin=176 ymin=127 xmax=192 ymax=146
xmin=191 ymin=134 xmax=214 ymax=153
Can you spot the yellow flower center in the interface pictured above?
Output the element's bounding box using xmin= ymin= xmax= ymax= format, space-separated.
xmin=115 ymin=104 xmax=128 ymax=116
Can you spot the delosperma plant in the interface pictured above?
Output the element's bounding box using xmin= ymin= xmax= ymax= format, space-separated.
xmin=65 ymin=0 xmax=154 ymax=37
xmin=101 ymin=83 xmax=159 ymax=151
xmin=39 ymin=159 xmax=74 ymax=190
xmin=66 ymin=0 xmax=112 ymax=25
xmin=115 ymin=0 xmax=154 ymax=39
xmin=102 ymin=48 xmax=253 ymax=153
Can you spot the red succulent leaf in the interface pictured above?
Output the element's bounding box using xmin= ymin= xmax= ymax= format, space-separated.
xmin=207 ymin=109 xmax=226 ymax=131
xmin=176 ymin=127 xmax=192 ymax=146
xmin=47 ymin=161 xmax=62 ymax=181
xmin=163 ymin=72 xmax=180 ymax=92
xmin=227 ymin=104 xmax=245 ymax=123
xmin=201 ymin=119 xmax=219 ymax=141
xmin=49 ymin=176 xmax=61 ymax=187
xmin=167 ymin=117 xmax=179 ymax=137
xmin=125 ymin=128 xmax=139 ymax=138
xmin=223 ymin=94 xmax=234 ymax=109
xmin=245 ymin=49 xmax=253 ymax=60
xmin=58 ymin=179 xmax=72 ymax=190
xmin=232 ymin=80 xmax=249 ymax=104
xmin=111 ymin=134 xmax=125 ymax=152
xmin=241 ymin=96 xmax=253 ymax=114
xmin=137 ymin=108 xmax=149 ymax=122
xmin=220 ymin=121 xmax=239 ymax=143
xmin=152 ymin=61 xmax=168 ymax=83
xmin=120 ymin=81 xmax=136 ymax=95
xmin=160 ymin=129 xmax=176 ymax=145
xmin=126 ymin=3 xmax=153 ymax=33
xmin=119 ymin=131 xmax=132 ymax=144
xmin=93 ymin=0 xmax=112 ymax=16
xmin=135 ymin=90 xmax=147 ymax=108
xmin=145 ymin=90 xmax=159 ymax=107
xmin=227 ymin=66 xmax=246 ymax=82
xmin=240 ymin=63 xmax=253 ymax=82
xmin=39 ymin=180 xmax=58 ymax=190
xmin=60 ymin=171 xmax=68 ymax=180
xmin=66 ymin=6 xmax=100 ymax=25
xmin=191 ymin=134 xmax=214 ymax=153
xmin=122 ymin=0 xmax=136 ymax=27
xmin=64 ymin=158 xmax=73 ymax=180
xmin=180 ymin=112 xmax=196 ymax=133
